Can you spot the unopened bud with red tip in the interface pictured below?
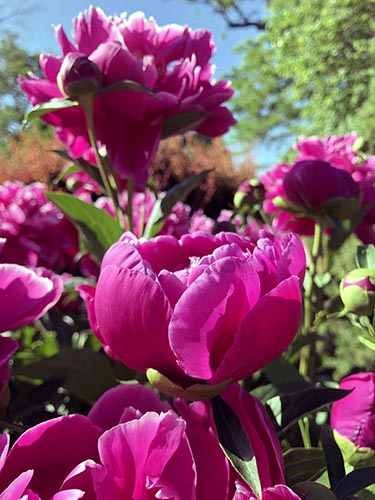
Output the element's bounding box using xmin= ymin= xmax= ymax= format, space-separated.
xmin=57 ymin=52 xmax=103 ymax=100
xmin=340 ymin=268 xmax=375 ymax=316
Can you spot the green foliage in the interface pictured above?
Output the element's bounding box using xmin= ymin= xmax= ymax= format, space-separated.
xmin=226 ymin=0 xmax=375 ymax=150
xmin=0 ymin=31 xmax=39 ymax=139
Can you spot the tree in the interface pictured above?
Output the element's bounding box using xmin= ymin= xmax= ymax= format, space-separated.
xmin=187 ymin=0 xmax=375 ymax=152
xmin=183 ymin=0 xmax=266 ymax=29
xmin=0 ymin=31 xmax=39 ymax=141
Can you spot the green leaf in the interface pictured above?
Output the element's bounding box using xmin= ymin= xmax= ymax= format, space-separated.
xmin=46 ymin=192 xmax=123 ymax=260
xmin=267 ymin=387 xmax=352 ymax=434
xmin=284 ymin=448 xmax=327 ymax=485
xmin=333 ymin=467 xmax=375 ymax=499
xmin=23 ymin=98 xmax=79 ymax=126
xmin=320 ymin=425 xmax=346 ymax=489
xmin=356 ymin=245 xmax=375 ymax=270
xmin=98 ymin=79 xmax=155 ymax=96
xmin=14 ymin=348 xmax=116 ymax=404
xmin=143 ymin=170 xmax=212 ymax=239
xmin=293 ymin=481 xmax=337 ymax=499
xmin=211 ymin=395 xmax=262 ymax=499
xmin=50 ymin=150 xmax=104 ymax=189
xmin=161 ymin=110 xmax=208 ymax=138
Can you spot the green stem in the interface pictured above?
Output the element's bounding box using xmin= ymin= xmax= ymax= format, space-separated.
xmin=299 ymin=222 xmax=324 ymax=378
xmin=126 ymin=176 xmax=134 ymax=234
xmin=80 ymin=97 xmax=124 ymax=229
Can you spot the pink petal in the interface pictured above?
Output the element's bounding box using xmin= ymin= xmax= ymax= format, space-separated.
xmin=212 ymin=276 xmax=302 ymax=383
xmin=88 ymin=384 xmax=171 ymax=431
xmin=169 ymin=258 xmax=260 ymax=380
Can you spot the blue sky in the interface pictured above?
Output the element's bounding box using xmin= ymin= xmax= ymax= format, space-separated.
xmin=5 ymin=0 xmax=281 ymax=168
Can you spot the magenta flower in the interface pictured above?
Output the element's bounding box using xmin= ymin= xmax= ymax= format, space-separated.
xmin=283 ymin=160 xmax=359 ymax=216
xmin=233 ymin=482 xmax=301 ymax=499
xmin=79 ymin=230 xmax=305 ymax=393
xmin=0 ymin=181 xmax=79 ymax=272
xmin=261 ymin=134 xmax=375 ymax=241
xmin=0 ymin=414 xmax=102 ymax=499
xmin=294 ymin=133 xmax=359 ymax=172
xmin=19 ymin=7 xmax=236 ymax=189
xmin=0 ymin=264 xmax=63 ymax=333
xmin=331 ymin=372 xmax=375 ymax=452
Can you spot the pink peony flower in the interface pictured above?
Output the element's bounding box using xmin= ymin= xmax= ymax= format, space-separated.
xmin=78 ymin=230 xmax=305 ymax=391
xmin=283 ymin=160 xmax=359 ymax=216
xmin=233 ymin=482 xmax=301 ymax=500
xmin=294 ymin=133 xmax=359 ymax=172
xmin=0 ymin=264 xmax=63 ymax=333
xmin=331 ymin=372 xmax=375 ymax=451
xmin=0 ymin=181 xmax=79 ymax=272
xmin=19 ymin=7 xmax=236 ymax=189
xmin=261 ymin=134 xmax=375 ymax=241
xmin=0 ymin=381 xmax=292 ymax=499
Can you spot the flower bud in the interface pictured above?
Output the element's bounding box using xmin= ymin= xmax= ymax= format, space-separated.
xmin=331 ymin=372 xmax=375 ymax=467
xmin=283 ymin=160 xmax=359 ymax=218
xmin=57 ymin=52 xmax=103 ymax=100
xmin=340 ymin=268 xmax=375 ymax=316
xmin=233 ymin=179 xmax=265 ymax=212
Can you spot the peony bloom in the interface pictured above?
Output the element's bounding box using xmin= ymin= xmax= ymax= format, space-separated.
xmin=19 ymin=7 xmax=236 ymax=189
xmin=79 ymin=230 xmax=305 ymax=394
xmin=0 ymin=264 xmax=63 ymax=333
xmin=0 ymin=181 xmax=79 ymax=272
xmin=283 ymin=160 xmax=359 ymax=217
xmin=233 ymin=482 xmax=301 ymax=500
xmin=0 ymin=381 xmax=293 ymax=499
xmin=261 ymin=134 xmax=375 ymax=241
xmin=331 ymin=372 xmax=375 ymax=466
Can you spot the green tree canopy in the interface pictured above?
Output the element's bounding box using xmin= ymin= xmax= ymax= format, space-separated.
xmin=0 ymin=31 xmax=39 ymax=140
xmin=188 ymin=0 xmax=375 ymax=152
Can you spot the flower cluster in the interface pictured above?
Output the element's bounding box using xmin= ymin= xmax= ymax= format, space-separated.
xmin=0 ymin=181 xmax=79 ymax=272
xmin=0 ymin=382 xmax=300 ymax=499
xmin=19 ymin=7 xmax=236 ymax=189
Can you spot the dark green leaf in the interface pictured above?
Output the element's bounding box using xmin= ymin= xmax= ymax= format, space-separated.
xmin=320 ymin=425 xmax=346 ymax=489
xmin=50 ymin=150 xmax=104 ymax=189
xmin=46 ymin=192 xmax=123 ymax=260
xmin=98 ymin=79 xmax=155 ymax=96
xmin=15 ymin=348 xmax=116 ymax=404
xmin=293 ymin=481 xmax=337 ymax=499
xmin=284 ymin=448 xmax=327 ymax=485
xmin=334 ymin=468 xmax=375 ymax=499
xmin=356 ymin=245 xmax=375 ymax=270
xmin=161 ymin=110 xmax=208 ymax=138
xmin=267 ymin=387 xmax=351 ymax=434
xmin=211 ymin=395 xmax=262 ymax=499
xmin=23 ymin=98 xmax=79 ymax=125
xmin=143 ymin=170 xmax=212 ymax=238
xmin=262 ymin=356 xmax=310 ymax=390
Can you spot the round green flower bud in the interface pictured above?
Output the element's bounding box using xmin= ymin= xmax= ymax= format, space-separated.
xmin=340 ymin=268 xmax=375 ymax=316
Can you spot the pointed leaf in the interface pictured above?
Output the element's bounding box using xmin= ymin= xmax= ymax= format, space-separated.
xmin=211 ymin=395 xmax=262 ymax=499
xmin=320 ymin=425 xmax=346 ymax=489
xmin=23 ymin=98 xmax=79 ymax=125
xmin=267 ymin=387 xmax=352 ymax=434
xmin=98 ymin=79 xmax=155 ymax=96
xmin=284 ymin=448 xmax=327 ymax=485
xmin=162 ymin=110 xmax=208 ymax=138
xmin=51 ymin=150 xmax=104 ymax=188
xmin=333 ymin=467 xmax=375 ymax=499
xmin=14 ymin=348 xmax=116 ymax=404
xmin=293 ymin=481 xmax=337 ymax=499
xmin=46 ymin=192 xmax=123 ymax=260
xmin=143 ymin=170 xmax=212 ymax=238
